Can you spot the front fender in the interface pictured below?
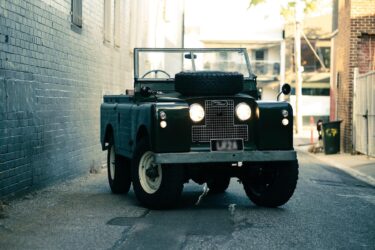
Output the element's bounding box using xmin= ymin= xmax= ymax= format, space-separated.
xmin=151 ymin=102 xmax=190 ymax=153
xmin=256 ymin=101 xmax=294 ymax=150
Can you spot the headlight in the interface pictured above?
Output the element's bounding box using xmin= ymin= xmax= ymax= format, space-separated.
xmin=189 ymin=103 xmax=205 ymax=122
xmin=282 ymin=118 xmax=289 ymax=126
xmin=159 ymin=111 xmax=167 ymax=120
xmin=235 ymin=102 xmax=251 ymax=121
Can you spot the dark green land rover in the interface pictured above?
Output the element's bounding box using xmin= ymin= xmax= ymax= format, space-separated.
xmin=100 ymin=48 xmax=298 ymax=209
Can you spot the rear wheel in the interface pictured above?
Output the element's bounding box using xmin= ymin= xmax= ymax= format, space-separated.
xmin=242 ymin=160 xmax=298 ymax=207
xmin=207 ymin=176 xmax=231 ymax=194
xmin=107 ymin=141 xmax=131 ymax=194
xmin=131 ymin=138 xmax=184 ymax=209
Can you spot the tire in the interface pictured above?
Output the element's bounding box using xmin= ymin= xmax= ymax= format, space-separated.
xmin=131 ymin=138 xmax=184 ymax=209
xmin=242 ymin=160 xmax=299 ymax=207
xmin=207 ymin=176 xmax=231 ymax=194
xmin=175 ymin=71 xmax=244 ymax=96
xmin=107 ymin=141 xmax=131 ymax=194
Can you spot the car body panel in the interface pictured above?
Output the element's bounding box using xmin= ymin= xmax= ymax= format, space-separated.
xmin=100 ymin=48 xmax=296 ymax=164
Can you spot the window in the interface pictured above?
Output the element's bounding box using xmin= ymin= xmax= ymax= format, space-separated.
xmin=255 ymin=50 xmax=265 ymax=61
xmin=104 ymin=0 xmax=121 ymax=47
xmin=114 ymin=0 xmax=121 ymax=47
xmin=318 ymin=47 xmax=331 ymax=69
xmin=104 ymin=0 xmax=114 ymax=43
xmin=291 ymin=88 xmax=330 ymax=96
xmin=253 ymin=49 xmax=266 ymax=74
xmin=71 ymin=0 xmax=83 ymax=28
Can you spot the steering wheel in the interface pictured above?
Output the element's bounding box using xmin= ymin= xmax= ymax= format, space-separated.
xmin=141 ymin=69 xmax=171 ymax=79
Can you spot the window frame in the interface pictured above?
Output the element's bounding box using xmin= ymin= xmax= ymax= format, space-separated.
xmin=71 ymin=0 xmax=83 ymax=28
xmin=104 ymin=0 xmax=121 ymax=47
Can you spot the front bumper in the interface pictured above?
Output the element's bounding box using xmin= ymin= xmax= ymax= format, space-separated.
xmin=153 ymin=150 xmax=297 ymax=164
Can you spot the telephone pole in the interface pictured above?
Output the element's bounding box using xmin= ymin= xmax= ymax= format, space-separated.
xmin=294 ymin=0 xmax=305 ymax=134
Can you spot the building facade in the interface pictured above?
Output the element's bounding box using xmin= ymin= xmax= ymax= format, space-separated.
xmin=331 ymin=0 xmax=375 ymax=152
xmin=284 ymin=12 xmax=332 ymax=126
xmin=184 ymin=0 xmax=285 ymax=101
xmin=0 ymin=0 xmax=183 ymax=198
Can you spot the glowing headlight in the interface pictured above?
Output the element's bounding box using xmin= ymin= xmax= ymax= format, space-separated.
xmin=282 ymin=118 xmax=289 ymax=126
xmin=235 ymin=102 xmax=251 ymax=121
xmin=160 ymin=121 xmax=167 ymax=128
xmin=189 ymin=103 xmax=205 ymax=122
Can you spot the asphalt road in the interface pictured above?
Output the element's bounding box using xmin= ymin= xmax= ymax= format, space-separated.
xmin=1 ymin=151 xmax=375 ymax=250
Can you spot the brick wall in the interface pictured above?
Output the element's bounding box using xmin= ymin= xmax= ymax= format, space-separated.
xmin=0 ymin=0 xmax=133 ymax=197
xmin=333 ymin=0 xmax=375 ymax=152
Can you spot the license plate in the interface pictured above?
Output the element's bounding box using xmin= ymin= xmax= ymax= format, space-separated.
xmin=211 ymin=139 xmax=243 ymax=151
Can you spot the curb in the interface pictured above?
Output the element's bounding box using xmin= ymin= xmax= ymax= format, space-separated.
xmin=296 ymin=147 xmax=375 ymax=188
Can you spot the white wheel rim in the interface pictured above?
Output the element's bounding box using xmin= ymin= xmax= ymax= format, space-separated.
xmin=110 ymin=146 xmax=115 ymax=180
xmin=139 ymin=151 xmax=162 ymax=194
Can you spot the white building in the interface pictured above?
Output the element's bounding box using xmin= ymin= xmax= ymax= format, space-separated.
xmin=184 ymin=0 xmax=285 ymax=100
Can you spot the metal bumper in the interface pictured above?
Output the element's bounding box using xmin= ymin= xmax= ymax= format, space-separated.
xmin=153 ymin=150 xmax=297 ymax=164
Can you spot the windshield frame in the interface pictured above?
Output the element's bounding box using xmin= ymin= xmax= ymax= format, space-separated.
xmin=133 ymin=48 xmax=254 ymax=82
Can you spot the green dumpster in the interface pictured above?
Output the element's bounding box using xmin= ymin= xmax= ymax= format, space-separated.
xmin=322 ymin=120 xmax=342 ymax=154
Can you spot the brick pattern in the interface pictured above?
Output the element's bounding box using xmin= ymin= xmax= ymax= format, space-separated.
xmin=0 ymin=0 xmax=133 ymax=197
xmin=358 ymin=34 xmax=375 ymax=73
xmin=334 ymin=0 xmax=375 ymax=152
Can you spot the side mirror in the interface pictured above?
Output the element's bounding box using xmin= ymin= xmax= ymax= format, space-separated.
xmin=281 ymin=83 xmax=291 ymax=95
xmin=184 ymin=53 xmax=197 ymax=59
xmin=277 ymin=83 xmax=291 ymax=101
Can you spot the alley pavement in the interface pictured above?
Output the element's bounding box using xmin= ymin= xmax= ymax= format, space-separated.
xmin=1 ymin=134 xmax=375 ymax=249
xmin=1 ymin=151 xmax=375 ymax=249
xmin=294 ymin=129 xmax=375 ymax=187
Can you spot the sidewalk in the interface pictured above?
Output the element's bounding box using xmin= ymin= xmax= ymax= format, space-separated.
xmin=294 ymin=129 xmax=375 ymax=187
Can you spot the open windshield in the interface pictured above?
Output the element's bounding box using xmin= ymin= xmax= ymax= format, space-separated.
xmin=134 ymin=48 xmax=253 ymax=80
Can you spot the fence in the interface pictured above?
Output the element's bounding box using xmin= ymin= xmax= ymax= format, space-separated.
xmin=353 ymin=69 xmax=375 ymax=157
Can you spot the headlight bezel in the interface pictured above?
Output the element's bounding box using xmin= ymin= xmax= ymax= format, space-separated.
xmin=235 ymin=102 xmax=252 ymax=121
xmin=189 ymin=103 xmax=205 ymax=122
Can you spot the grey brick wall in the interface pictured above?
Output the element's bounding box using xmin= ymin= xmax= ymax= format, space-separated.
xmin=0 ymin=0 xmax=132 ymax=197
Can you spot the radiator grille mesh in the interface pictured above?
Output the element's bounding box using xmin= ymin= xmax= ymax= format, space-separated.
xmin=192 ymin=100 xmax=248 ymax=142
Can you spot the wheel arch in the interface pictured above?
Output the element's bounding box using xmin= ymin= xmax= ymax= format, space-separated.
xmin=102 ymin=124 xmax=114 ymax=150
xmin=136 ymin=125 xmax=150 ymax=146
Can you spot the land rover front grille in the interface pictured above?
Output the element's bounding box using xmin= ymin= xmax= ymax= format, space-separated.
xmin=191 ymin=100 xmax=248 ymax=142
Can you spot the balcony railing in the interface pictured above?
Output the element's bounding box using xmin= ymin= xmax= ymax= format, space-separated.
xmin=251 ymin=60 xmax=280 ymax=77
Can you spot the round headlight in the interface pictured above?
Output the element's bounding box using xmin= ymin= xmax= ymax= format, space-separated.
xmin=235 ymin=102 xmax=251 ymax=121
xmin=282 ymin=118 xmax=289 ymax=126
xmin=189 ymin=103 xmax=205 ymax=122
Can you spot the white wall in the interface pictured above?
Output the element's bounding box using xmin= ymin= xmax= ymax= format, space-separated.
xmin=185 ymin=0 xmax=283 ymax=44
xmin=290 ymin=96 xmax=330 ymax=116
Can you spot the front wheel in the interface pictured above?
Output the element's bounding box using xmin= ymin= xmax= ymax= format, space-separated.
xmin=131 ymin=138 xmax=184 ymax=209
xmin=242 ymin=160 xmax=299 ymax=207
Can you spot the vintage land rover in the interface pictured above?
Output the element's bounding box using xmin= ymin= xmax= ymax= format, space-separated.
xmin=100 ymin=48 xmax=298 ymax=209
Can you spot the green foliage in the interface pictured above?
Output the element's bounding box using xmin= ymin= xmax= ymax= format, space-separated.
xmin=249 ymin=0 xmax=320 ymax=18
xmin=248 ymin=0 xmax=266 ymax=8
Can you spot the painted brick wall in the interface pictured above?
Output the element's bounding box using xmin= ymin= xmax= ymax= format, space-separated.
xmin=0 ymin=0 xmax=133 ymax=197
xmin=333 ymin=0 xmax=375 ymax=152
